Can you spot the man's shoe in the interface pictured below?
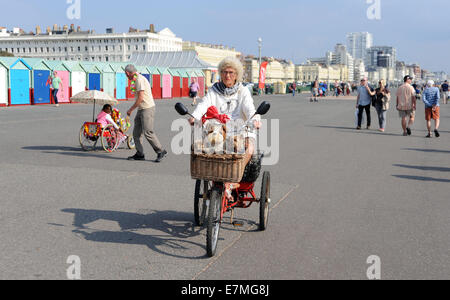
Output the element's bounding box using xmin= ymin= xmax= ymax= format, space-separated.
xmin=434 ymin=130 xmax=440 ymax=138
xmin=155 ymin=150 xmax=167 ymax=163
xmin=356 ymin=126 xmax=361 ymax=130
xmin=128 ymin=153 xmax=145 ymax=161
xmin=406 ymin=127 xmax=411 ymax=136
xmin=426 ymin=133 xmax=432 ymax=138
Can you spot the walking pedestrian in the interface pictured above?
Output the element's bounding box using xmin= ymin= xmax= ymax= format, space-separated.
xmin=189 ymin=78 xmax=200 ymax=106
xmin=422 ymin=80 xmax=441 ymax=138
xmin=356 ymin=78 xmax=375 ymax=130
xmin=441 ymin=80 xmax=448 ymax=104
xmin=374 ymin=79 xmax=390 ymax=132
xmin=291 ymin=81 xmax=297 ymax=97
xmin=125 ymin=64 xmax=167 ymax=162
xmin=311 ymin=79 xmax=319 ymax=102
xmin=48 ymin=71 xmax=62 ymax=107
xmin=396 ymin=75 xmax=416 ymax=136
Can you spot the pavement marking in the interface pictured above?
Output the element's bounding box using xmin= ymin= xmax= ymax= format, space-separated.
xmin=191 ymin=184 xmax=299 ymax=280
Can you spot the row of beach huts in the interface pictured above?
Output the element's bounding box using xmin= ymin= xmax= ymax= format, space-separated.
xmin=0 ymin=56 xmax=207 ymax=107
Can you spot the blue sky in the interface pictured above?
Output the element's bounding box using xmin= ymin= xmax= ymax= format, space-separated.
xmin=1 ymin=0 xmax=449 ymax=72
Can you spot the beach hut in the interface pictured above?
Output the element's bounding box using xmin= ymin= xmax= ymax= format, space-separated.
xmin=44 ymin=60 xmax=70 ymax=103
xmin=97 ymin=63 xmax=115 ymax=98
xmin=160 ymin=67 xmax=172 ymax=99
xmin=195 ymin=69 xmax=206 ymax=98
xmin=23 ymin=58 xmax=53 ymax=105
xmin=0 ymin=57 xmax=32 ymax=106
xmin=170 ymin=69 xmax=182 ymax=99
xmin=137 ymin=65 xmax=151 ymax=83
xmin=62 ymin=61 xmax=87 ymax=98
xmin=148 ymin=67 xmax=162 ymax=99
xmin=178 ymin=69 xmax=190 ymax=98
xmin=110 ymin=63 xmax=127 ymax=100
xmin=80 ymin=62 xmax=102 ymax=91
xmin=0 ymin=60 xmax=8 ymax=107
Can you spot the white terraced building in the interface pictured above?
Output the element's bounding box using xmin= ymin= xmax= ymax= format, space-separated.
xmin=0 ymin=25 xmax=182 ymax=62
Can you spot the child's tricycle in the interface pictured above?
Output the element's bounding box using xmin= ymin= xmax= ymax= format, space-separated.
xmin=71 ymin=90 xmax=135 ymax=152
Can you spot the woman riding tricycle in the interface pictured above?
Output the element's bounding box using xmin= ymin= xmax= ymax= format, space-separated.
xmin=175 ymin=57 xmax=271 ymax=257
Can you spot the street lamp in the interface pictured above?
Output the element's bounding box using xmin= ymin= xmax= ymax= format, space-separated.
xmin=257 ymin=37 xmax=262 ymax=95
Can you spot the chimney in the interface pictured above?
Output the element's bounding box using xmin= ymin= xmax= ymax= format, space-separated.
xmin=70 ymin=24 xmax=75 ymax=32
xmin=150 ymin=24 xmax=155 ymax=33
xmin=36 ymin=26 xmax=41 ymax=35
xmin=46 ymin=26 xmax=51 ymax=34
xmin=53 ymin=24 xmax=58 ymax=31
xmin=77 ymin=26 xmax=81 ymax=32
xmin=63 ymin=25 xmax=68 ymax=32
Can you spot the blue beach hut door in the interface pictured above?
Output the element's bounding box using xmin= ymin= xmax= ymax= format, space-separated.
xmin=33 ymin=70 xmax=50 ymax=104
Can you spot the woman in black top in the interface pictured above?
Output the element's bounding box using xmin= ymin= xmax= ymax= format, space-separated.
xmin=374 ymin=80 xmax=390 ymax=132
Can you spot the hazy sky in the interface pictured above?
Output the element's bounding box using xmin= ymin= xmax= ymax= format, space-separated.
xmin=1 ymin=0 xmax=449 ymax=72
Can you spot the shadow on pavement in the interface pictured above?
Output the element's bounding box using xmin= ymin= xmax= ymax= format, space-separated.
xmin=393 ymin=164 xmax=450 ymax=172
xmin=401 ymin=148 xmax=450 ymax=154
xmin=22 ymin=145 xmax=132 ymax=162
xmin=60 ymin=208 xmax=208 ymax=259
xmin=392 ymin=175 xmax=450 ymax=183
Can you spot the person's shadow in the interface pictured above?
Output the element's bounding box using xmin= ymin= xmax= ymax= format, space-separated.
xmin=60 ymin=208 xmax=209 ymax=259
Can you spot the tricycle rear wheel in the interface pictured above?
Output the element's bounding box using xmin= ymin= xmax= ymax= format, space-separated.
xmin=79 ymin=124 xmax=98 ymax=151
xmin=194 ymin=180 xmax=209 ymax=226
xmin=259 ymin=171 xmax=270 ymax=231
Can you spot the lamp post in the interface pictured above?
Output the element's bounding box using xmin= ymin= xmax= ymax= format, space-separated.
xmin=258 ymin=37 xmax=262 ymax=95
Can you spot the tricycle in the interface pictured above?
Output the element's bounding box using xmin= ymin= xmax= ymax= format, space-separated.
xmin=175 ymin=101 xmax=271 ymax=257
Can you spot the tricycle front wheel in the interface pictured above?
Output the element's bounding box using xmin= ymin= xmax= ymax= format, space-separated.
xmin=206 ymin=186 xmax=223 ymax=257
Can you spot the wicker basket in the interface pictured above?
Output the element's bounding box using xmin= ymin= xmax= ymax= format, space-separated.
xmin=191 ymin=153 xmax=247 ymax=182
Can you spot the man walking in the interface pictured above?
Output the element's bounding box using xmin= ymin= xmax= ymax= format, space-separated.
xmin=441 ymin=80 xmax=448 ymax=104
xmin=356 ymin=78 xmax=374 ymax=130
xmin=422 ymin=80 xmax=441 ymax=138
xmin=125 ymin=64 xmax=167 ymax=162
xmin=396 ymin=75 xmax=416 ymax=136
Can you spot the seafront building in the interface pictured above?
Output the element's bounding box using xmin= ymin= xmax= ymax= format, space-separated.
xmin=0 ymin=24 xmax=182 ymax=62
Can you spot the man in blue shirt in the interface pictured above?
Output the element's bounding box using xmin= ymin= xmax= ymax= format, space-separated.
xmin=356 ymin=78 xmax=375 ymax=129
xmin=422 ymin=80 xmax=441 ymax=138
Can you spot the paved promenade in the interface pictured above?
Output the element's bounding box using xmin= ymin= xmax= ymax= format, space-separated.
xmin=0 ymin=93 xmax=448 ymax=279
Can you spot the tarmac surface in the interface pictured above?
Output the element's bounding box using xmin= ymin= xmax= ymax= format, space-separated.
xmin=0 ymin=92 xmax=449 ymax=279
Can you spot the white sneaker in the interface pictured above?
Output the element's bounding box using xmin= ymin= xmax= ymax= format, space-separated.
xmin=55 ymin=104 xmax=59 ymax=107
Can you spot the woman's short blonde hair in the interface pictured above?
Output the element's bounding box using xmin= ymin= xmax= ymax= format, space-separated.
xmin=218 ymin=57 xmax=244 ymax=83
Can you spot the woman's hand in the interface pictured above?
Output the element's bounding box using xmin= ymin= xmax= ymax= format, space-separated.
xmin=253 ymin=120 xmax=262 ymax=129
xmin=189 ymin=117 xmax=195 ymax=126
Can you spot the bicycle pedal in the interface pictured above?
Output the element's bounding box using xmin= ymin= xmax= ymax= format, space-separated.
xmin=232 ymin=221 xmax=244 ymax=227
